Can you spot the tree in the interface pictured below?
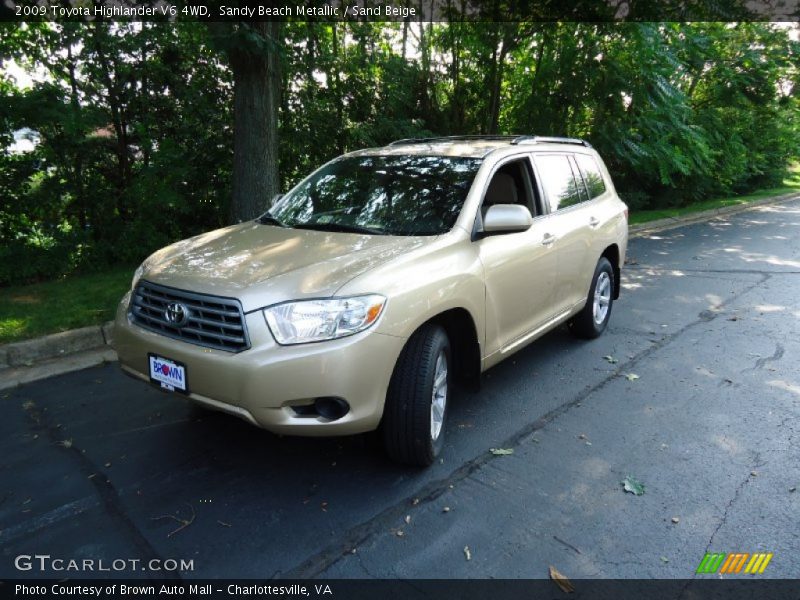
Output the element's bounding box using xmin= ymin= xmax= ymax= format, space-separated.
xmin=222 ymin=22 xmax=282 ymax=223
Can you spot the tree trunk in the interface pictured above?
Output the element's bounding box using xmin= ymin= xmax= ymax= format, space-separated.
xmin=229 ymin=22 xmax=281 ymax=223
xmin=331 ymin=23 xmax=345 ymax=154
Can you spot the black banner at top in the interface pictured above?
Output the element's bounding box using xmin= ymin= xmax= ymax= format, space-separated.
xmin=1 ymin=0 xmax=799 ymax=22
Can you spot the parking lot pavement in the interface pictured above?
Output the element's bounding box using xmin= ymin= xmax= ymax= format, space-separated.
xmin=2 ymin=200 xmax=798 ymax=580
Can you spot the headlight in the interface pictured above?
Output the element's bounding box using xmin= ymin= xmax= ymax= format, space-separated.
xmin=131 ymin=263 xmax=145 ymax=290
xmin=264 ymin=295 xmax=386 ymax=345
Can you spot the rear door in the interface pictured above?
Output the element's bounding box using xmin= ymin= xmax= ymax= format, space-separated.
xmin=530 ymin=153 xmax=595 ymax=314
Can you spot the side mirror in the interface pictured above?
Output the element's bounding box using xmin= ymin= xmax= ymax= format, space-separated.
xmin=482 ymin=204 xmax=533 ymax=234
xmin=271 ymin=193 xmax=283 ymax=207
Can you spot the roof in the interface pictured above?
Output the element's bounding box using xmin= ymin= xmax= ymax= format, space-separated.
xmin=347 ymin=135 xmax=593 ymax=159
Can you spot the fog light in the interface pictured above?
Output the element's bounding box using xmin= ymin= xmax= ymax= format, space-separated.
xmin=314 ymin=397 xmax=350 ymax=421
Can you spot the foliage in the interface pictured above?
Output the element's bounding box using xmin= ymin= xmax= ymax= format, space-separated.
xmin=0 ymin=21 xmax=798 ymax=285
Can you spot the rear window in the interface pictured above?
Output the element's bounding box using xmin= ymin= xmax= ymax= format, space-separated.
xmin=575 ymin=154 xmax=607 ymax=199
xmin=532 ymin=154 xmax=583 ymax=211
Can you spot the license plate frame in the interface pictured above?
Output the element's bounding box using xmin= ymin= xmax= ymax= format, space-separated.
xmin=148 ymin=353 xmax=188 ymax=394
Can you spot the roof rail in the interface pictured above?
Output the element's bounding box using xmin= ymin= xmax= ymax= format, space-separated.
xmin=388 ymin=135 xmax=517 ymax=146
xmin=511 ymin=135 xmax=592 ymax=148
xmin=388 ymin=134 xmax=592 ymax=148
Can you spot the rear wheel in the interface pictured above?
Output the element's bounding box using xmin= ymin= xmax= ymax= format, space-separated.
xmin=571 ymin=257 xmax=615 ymax=339
xmin=382 ymin=324 xmax=451 ymax=466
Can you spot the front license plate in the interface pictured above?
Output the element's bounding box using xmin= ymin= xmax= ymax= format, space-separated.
xmin=148 ymin=354 xmax=187 ymax=393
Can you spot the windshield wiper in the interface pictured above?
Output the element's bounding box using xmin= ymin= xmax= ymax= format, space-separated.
xmin=256 ymin=214 xmax=288 ymax=227
xmin=295 ymin=222 xmax=384 ymax=235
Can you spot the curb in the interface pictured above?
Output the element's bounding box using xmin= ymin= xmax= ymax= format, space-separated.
xmin=628 ymin=191 xmax=800 ymax=238
xmin=0 ymin=321 xmax=115 ymax=369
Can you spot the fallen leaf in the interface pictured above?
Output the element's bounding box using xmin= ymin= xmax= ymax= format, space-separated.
xmin=671 ymin=517 xmax=680 ymax=524
xmin=603 ymin=355 xmax=618 ymax=364
xmin=625 ymin=373 xmax=640 ymax=381
xmin=489 ymin=448 xmax=514 ymax=456
xmin=463 ymin=546 xmax=471 ymax=561
xmin=549 ymin=565 xmax=575 ymax=593
xmin=622 ymin=475 xmax=645 ymax=496
xmin=789 ymin=486 xmax=796 ymax=493
xmin=750 ymin=471 xmax=758 ymax=477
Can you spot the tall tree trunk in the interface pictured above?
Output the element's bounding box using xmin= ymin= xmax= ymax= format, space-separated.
xmin=331 ymin=23 xmax=345 ymax=154
xmin=91 ymin=25 xmax=129 ymax=223
xmin=401 ymin=19 xmax=408 ymax=61
xmin=65 ymin=38 xmax=87 ymax=231
xmin=228 ymin=22 xmax=281 ymax=223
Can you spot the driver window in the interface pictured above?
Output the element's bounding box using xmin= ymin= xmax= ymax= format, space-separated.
xmin=481 ymin=159 xmax=538 ymax=218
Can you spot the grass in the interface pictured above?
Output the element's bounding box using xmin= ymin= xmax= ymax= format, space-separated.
xmin=0 ymin=266 xmax=134 ymax=344
xmin=629 ymin=167 xmax=800 ymax=225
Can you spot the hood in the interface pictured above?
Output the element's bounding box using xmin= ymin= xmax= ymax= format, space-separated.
xmin=142 ymin=222 xmax=432 ymax=312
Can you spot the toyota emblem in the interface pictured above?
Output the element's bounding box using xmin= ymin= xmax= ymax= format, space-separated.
xmin=164 ymin=302 xmax=190 ymax=327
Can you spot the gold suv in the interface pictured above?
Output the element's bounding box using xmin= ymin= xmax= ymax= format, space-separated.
xmin=114 ymin=135 xmax=628 ymax=466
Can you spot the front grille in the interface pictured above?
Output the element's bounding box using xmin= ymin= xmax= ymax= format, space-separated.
xmin=130 ymin=280 xmax=250 ymax=352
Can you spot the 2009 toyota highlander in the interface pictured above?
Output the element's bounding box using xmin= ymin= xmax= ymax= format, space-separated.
xmin=114 ymin=135 xmax=628 ymax=466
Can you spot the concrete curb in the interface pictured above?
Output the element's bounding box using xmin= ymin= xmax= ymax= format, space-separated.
xmin=628 ymin=191 xmax=800 ymax=238
xmin=0 ymin=321 xmax=115 ymax=369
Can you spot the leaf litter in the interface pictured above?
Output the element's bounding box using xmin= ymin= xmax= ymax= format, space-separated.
xmin=489 ymin=448 xmax=514 ymax=456
xmin=622 ymin=475 xmax=645 ymax=496
xmin=549 ymin=565 xmax=575 ymax=593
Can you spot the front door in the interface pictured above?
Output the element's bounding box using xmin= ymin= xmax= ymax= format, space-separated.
xmin=477 ymin=157 xmax=559 ymax=355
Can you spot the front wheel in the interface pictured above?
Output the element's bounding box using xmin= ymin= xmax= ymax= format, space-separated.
xmin=571 ymin=257 xmax=615 ymax=339
xmin=382 ymin=324 xmax=451 ymax=466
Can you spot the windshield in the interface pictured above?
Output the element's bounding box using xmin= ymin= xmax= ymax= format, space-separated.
xmin=265 ymin=155 xmax=482 ymax=236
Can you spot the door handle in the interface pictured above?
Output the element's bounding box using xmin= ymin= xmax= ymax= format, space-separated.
xmin=589 ymin=216 xmax=600 ymax=228
xmin=542 ymin=233 xmax=557 ymax=246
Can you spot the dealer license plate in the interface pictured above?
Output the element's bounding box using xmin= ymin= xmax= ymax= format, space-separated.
xmin=148 ymin=354 xmax=187 ymax=393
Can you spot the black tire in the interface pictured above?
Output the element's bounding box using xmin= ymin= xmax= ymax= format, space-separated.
xmin=571 ymin=257 xmax=615 ymax=339
xmin=382 ymin=324 xmax=451 ymax=467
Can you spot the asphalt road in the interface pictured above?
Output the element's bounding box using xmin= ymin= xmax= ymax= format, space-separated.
xmin=2 ymin=199 xmax=799 ymax=581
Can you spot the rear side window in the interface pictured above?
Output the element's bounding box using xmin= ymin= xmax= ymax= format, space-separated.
xmin=532 ymin=154 xmax=583 ymax=211
xmin=575 ymin=154 xmax=607 ymax=199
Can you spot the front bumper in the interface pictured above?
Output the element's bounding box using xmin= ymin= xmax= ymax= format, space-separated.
xmin=114 ymin=292 xmax=406 ymax=435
